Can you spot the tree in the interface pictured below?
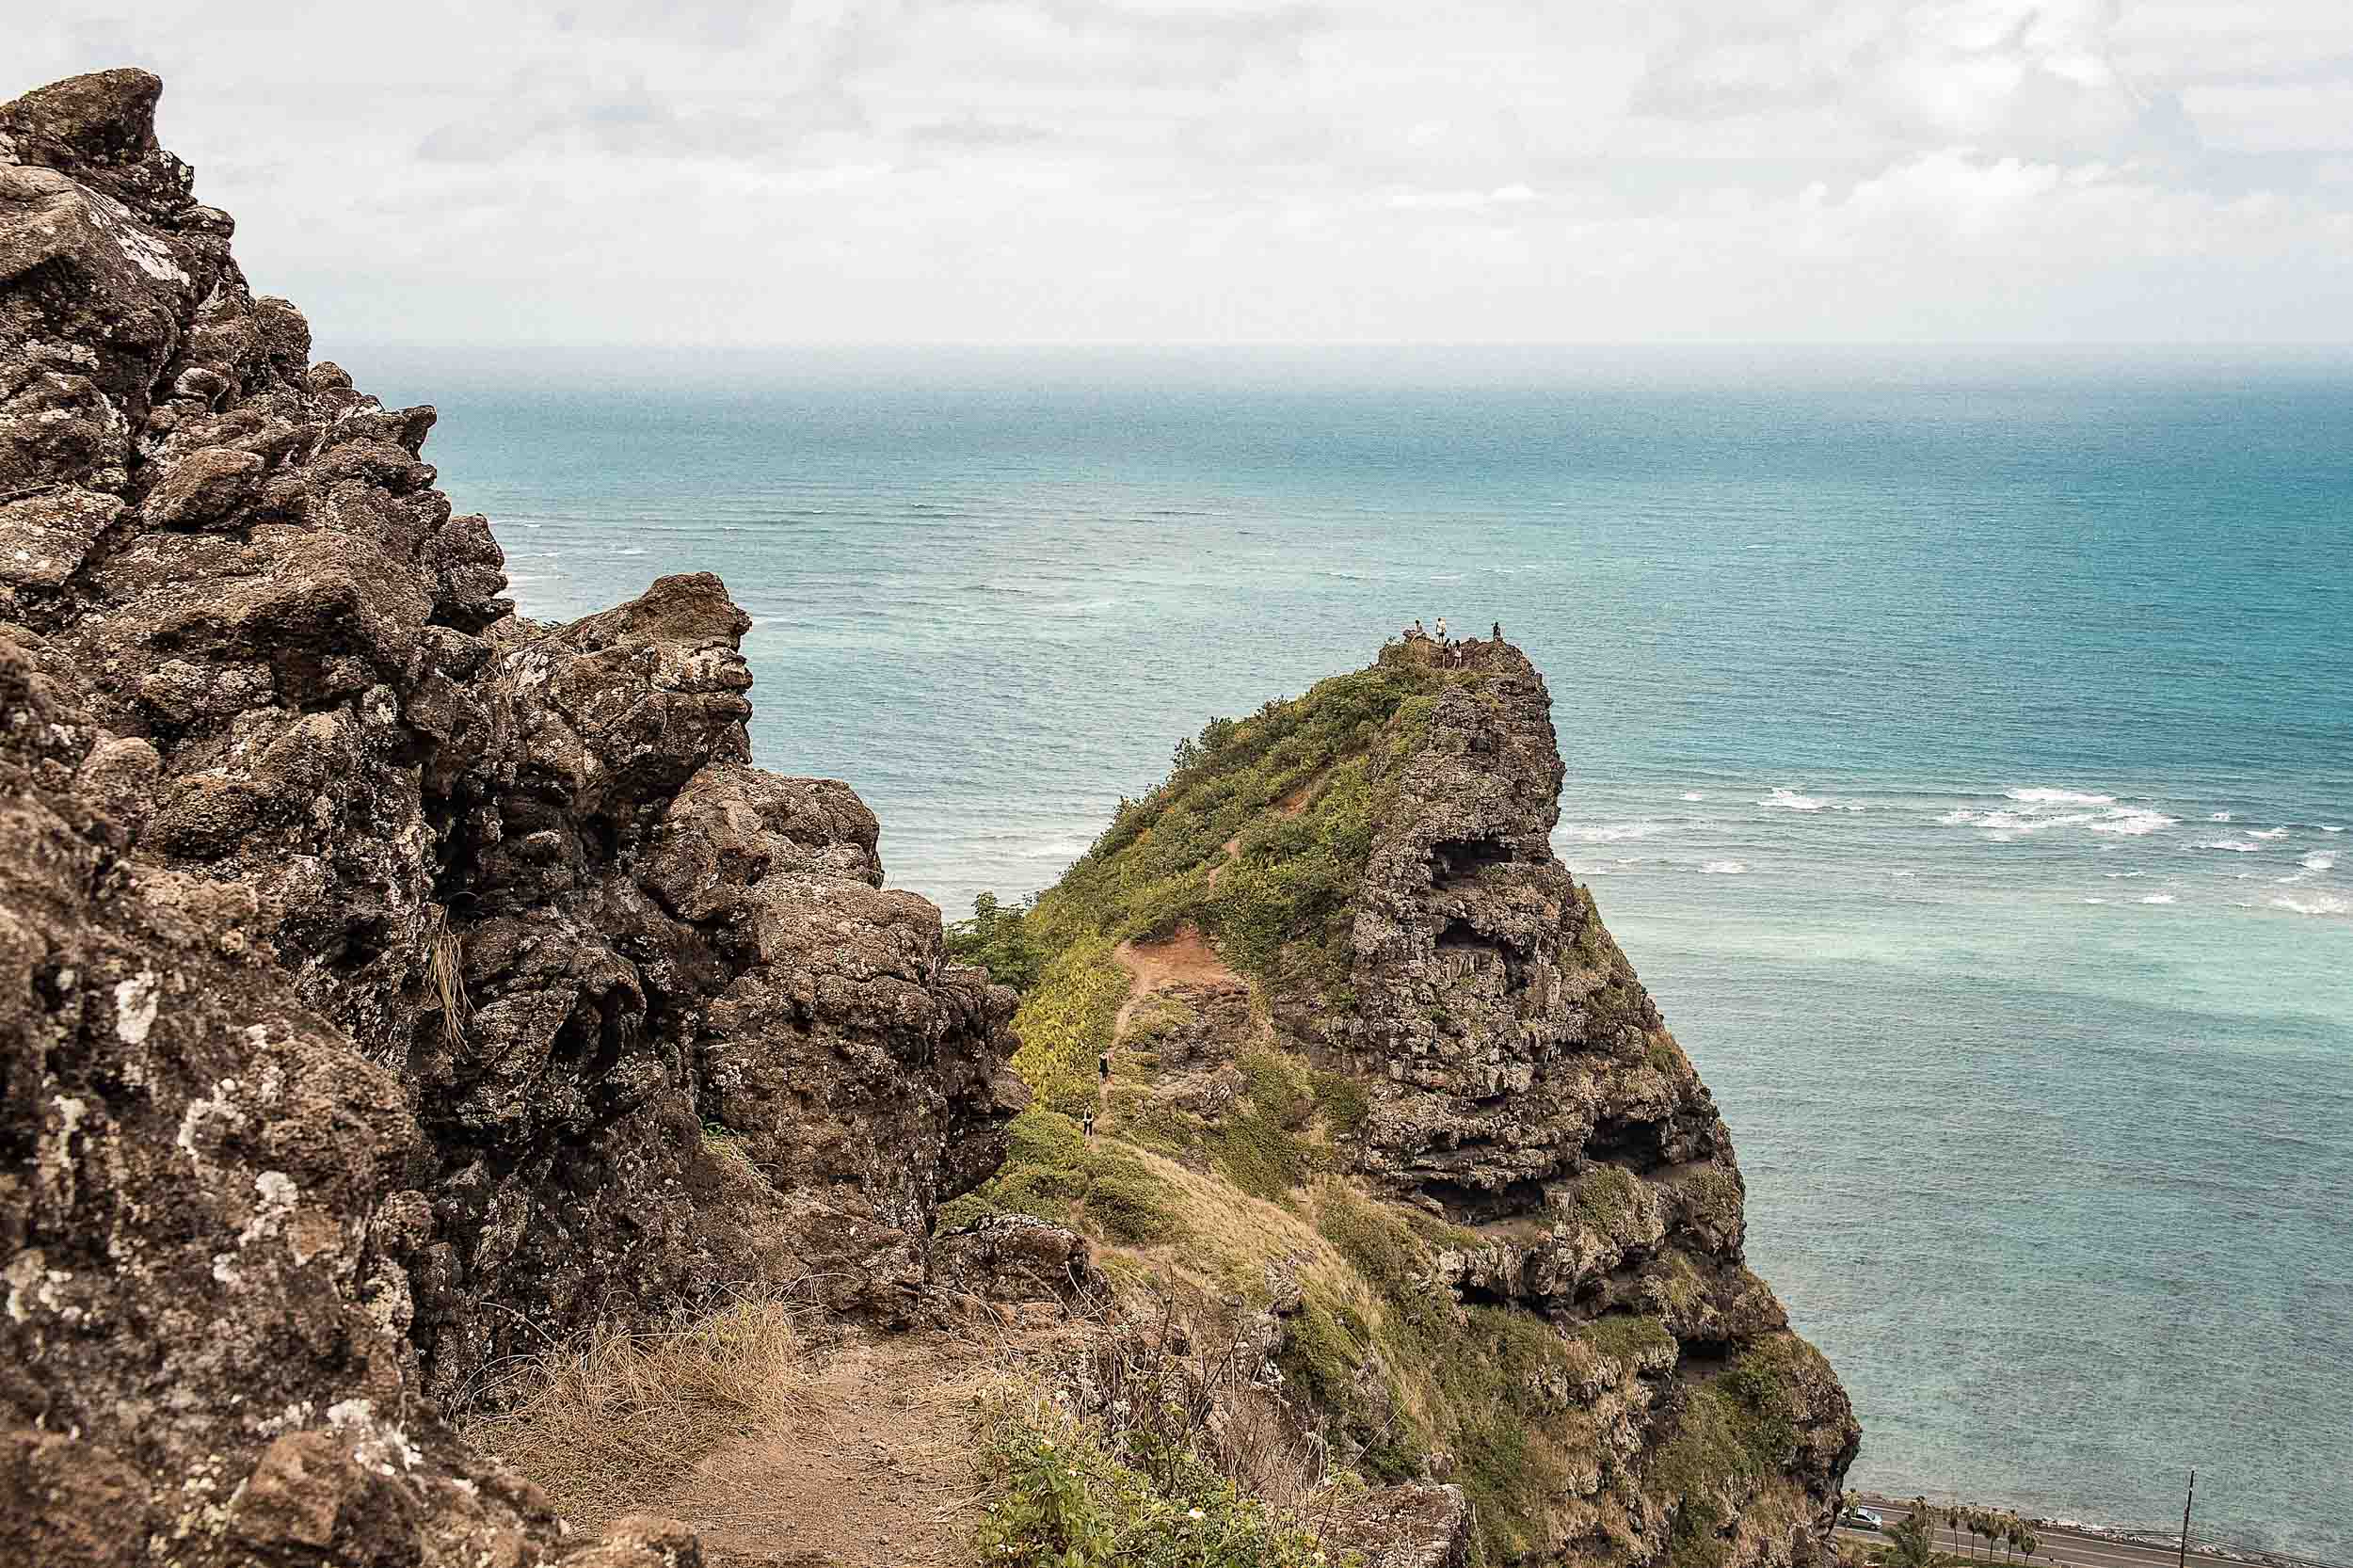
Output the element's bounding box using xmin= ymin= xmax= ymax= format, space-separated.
xmin=1878 ymin=1507 xmax=1940 ymax=1568
xmin=945 ymin=890 xmax=1047 ymax=992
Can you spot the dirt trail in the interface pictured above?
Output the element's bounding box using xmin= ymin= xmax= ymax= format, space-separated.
xmin=652 ymin=1332 xmax=1004 ymax=1568
xmin=1110 ymin=922 xmax=1243 ymax=1046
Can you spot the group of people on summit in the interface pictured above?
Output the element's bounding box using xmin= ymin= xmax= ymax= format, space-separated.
xmin=1403 ymin=616 xmax=1500 ymax=669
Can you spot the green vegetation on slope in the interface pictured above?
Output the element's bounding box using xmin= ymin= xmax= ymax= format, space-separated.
xmin=942 ymin=645 xmax=1829 ymax=1568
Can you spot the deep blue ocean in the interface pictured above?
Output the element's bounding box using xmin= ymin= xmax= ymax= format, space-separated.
xmin=360 ymin=346 xmax=2352 ymax=1557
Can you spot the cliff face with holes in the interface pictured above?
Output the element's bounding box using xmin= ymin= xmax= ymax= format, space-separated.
xmin=1289 ymin=644 xmax=1859 ymax=1568
xmin=0 ymin=68 xmax=1035 ymax=1565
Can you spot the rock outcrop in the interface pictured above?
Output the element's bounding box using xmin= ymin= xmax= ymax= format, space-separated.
xmin=2 ymin=67 xmax=1029 ymax=1563
xmin=968 ymin=638 xmax=1859 ymax=1568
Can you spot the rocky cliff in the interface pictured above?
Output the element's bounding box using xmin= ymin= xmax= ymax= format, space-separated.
xmin=952 ymin=640 xmax=1860 ymax=1568
xmin=1 ymin=68 xmax=1033 ymax=1564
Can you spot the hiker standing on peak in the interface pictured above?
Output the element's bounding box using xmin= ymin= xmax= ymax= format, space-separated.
xmin=1434 ymin=616 xmax=1448 ymax=643
xmin=1493 ymin=621 xmax=1502 ymax=641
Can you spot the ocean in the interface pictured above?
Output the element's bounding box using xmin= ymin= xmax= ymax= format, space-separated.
xmin=360 ymin=345 xmax=2353 ymax=1557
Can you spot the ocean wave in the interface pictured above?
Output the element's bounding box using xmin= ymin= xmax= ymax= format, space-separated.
xmin=1681 ymin=792 xmax=1705 ymax=802
xmin=2270 ymin=892 xmax=2350 ymax=916
xmin=1556 ymin=821 xmax=1668 ymax=842
xmin=1891 ymin=870 xmax=1915 ymax=878
xmin=2006 ymin=787 xmax=2115 ymax=806
xmin=2103 ymin=871 xmax=2146 ymax=878
xmin=1760 ymin=787 xmax=1863 ymax=813
xmin=2198 ymin=839 xmax=2259 ymax=853
xmin=2247 ymin=826 xmax=2288 ymax=840
xmin=2323 ymin=824 xmax=2345 ymax=833
xmin=2301 ymin=851 xmax=2337 ymax=872
xmin=2209 ymin=811 xmax=2232 ymax=822
xmin=2082 ymin=897 xmax=2107 ymax=904
xmin=1700 ymin=860 xmax=1747 ymax=874
xmin=2137 ymin=894 xmax=2178 ymax=905
xmin=2089 ymin=808 xmax=2175 ymax=837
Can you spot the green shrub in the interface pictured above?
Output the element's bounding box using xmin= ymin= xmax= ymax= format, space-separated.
xmin=975 ymin=1393 xmax=1350 ymax=1568
xmin=946 ymin=890 xmax=1048 ymax=992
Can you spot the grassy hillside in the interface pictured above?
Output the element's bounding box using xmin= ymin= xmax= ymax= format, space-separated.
xmin=943 ymin=642 xmax=1840 ymax=1568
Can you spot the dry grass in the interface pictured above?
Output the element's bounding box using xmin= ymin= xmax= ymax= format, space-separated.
xmin=461 ymin=1297 xmax=808 ymax=1528
xmin=421 ymin=903 xmax=470 ymax=1047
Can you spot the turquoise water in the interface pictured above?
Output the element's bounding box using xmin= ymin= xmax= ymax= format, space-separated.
xmin=364 ymin=347 xmax=2352 ymax=1557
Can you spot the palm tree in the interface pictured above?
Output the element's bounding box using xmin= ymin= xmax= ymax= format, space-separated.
xmin=1877 ymin=1507 xmax=1939 ymax=1568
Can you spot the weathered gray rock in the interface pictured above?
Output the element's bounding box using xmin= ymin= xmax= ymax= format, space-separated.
xmin=1 ymin=66 xmax=1034 ymax=1563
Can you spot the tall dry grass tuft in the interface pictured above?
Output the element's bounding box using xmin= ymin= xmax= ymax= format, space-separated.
xmin=461 ymin=1297 xmax=806 ymax=1528
xmin=421 ymin=903 xmax=470 ymax=1047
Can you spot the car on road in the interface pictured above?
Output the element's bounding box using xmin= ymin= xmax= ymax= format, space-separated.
xmin=1840 ymin=1507 xmax=1886 ymax=1531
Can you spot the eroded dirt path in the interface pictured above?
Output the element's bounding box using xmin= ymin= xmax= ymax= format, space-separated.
xmin=654 ymin=1332 xmax=1000 ymax=1568
xmin=1110 ymin=922 xmax=1244 ymax=1045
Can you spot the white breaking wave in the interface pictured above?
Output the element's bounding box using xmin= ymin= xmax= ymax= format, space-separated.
xmin=2210 ymin=811 xmax=2233 ymax=822
xmin=2198 ymin=839 xmax=2260 ymax=853
xmin=2138 ymin=894 xmax=2178 ymax=904
xmin=2247 ymin=827 xmax=2288 ymax=840
xmin=1701 ymin=860 xmax=1748 ymax=874
xmin=1681 ymin=792 xmax=1705 ymax=802
xmin=1762 ymin=787 xmax=1865 ymax=813
xmin=2271 ymin=892 xmax=2351 ymax=917
xmin=2104 ymin=871 xmax=2147 ymax=879
xmin=1557 ymin=821 xmax=1667 ymax=843
xmin=2082 ymin=897 xmax=2108 ymax=904
xmin=2324 ymin=825 xmax=2345 ymax=834
xmin=2006 ymin=787 xmax=2115 ymax=806
xmin=1891 ymin=869 xmax=1916 ymax=878
xmin=2089 ymin=808 xmax=2176 ymax=837
xmin=2302 ymin=851 xmax=2338 ymax=872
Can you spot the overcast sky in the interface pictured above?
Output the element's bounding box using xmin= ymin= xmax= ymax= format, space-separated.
xmin=15 ymin=2 xmax=2353 ymax=345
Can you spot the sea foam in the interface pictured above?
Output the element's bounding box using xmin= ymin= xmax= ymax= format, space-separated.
xmin=1557 ymin=821 xmax=1667 ymax=843
xmin=2007 ymin=787 xmax=2115 ymax=806
xmin=2089 ymin=808 xmax=2176 ymax=837
xmin=1701 ymin=860 xmax=1748 ymax=874
xmin=2271 ymin=892 xmax=2350 ymax=917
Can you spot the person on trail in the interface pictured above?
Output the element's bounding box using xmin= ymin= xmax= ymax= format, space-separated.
xmin=1434 ymin=616 xmax=1447 ymax=643
xmin=1083 ymin=1111 xmax=1096 ymax=1140
xmin=1097 ymin=1050 xmax=1111 ymax=1084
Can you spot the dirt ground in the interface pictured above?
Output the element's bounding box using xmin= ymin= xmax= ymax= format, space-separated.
xmin=1109 ymin=922 xmax=1244 ymax=1045
xmin=645 ymin=1328 xmax=1021 ymax=1568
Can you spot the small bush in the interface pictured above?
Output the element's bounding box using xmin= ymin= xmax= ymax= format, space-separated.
xmin=973 ymin=1387 xmax=1353 ymax=1568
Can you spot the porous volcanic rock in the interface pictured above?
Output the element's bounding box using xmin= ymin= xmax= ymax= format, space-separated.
xmin=2 ymin=66 xmax=1036 ymax=1563
xmin=1291 ymin=639 xmax=1860 ymax=1568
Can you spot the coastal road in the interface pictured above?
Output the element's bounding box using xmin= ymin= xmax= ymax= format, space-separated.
xmin=1835 ymin=1498 xmax=2281 ymax=1568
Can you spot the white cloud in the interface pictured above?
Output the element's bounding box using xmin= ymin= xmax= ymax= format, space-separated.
xmin=8 ymin=0 xmax=2351 ymax=344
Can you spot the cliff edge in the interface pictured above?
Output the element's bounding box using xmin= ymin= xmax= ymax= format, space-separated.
xmin=1 ymin=68 xmax=1042 ymax=1565
xmin=950 ymin=638 xmax=1861 ymax=1567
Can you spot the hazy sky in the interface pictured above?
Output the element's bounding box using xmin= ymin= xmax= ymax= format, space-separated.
xmin=15 ymin=2 xmax=2353 ymax=345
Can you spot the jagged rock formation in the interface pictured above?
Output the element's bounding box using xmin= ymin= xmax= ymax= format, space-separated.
xmin=963 ymin=638 xmax=1860 ymax=1568
xmin=1329 ymin=643 xmax=1858 ymax=1566
xmin=2 ymin=67 xmax=1030 ymax=1562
